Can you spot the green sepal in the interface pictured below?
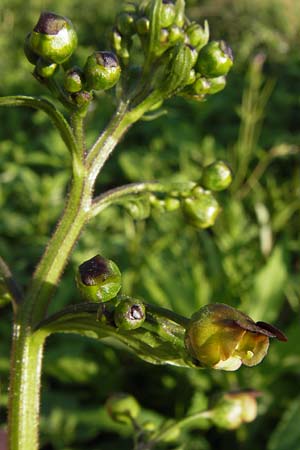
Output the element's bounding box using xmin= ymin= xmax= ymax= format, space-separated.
xmin=76 ymin=255 xmax=122 ymax=303
xmin=186 ymin=21 xmax=209 ymax=51
xmin=35 ymin=58 xmax=57 ymax=78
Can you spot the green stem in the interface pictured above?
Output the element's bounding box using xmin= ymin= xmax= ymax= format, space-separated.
xmin=90 ymin=181 xmax=196 ymax=218
xmin=0 ymin=256 xmax=23 ymax=311
xmin=150 ymin=410 xmax=212 ymax=447
xmin=8 ymin=325 xmax=47 ymax=450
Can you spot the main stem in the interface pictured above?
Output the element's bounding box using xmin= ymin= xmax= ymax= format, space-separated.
xmin=8 ymin=101 xmax=138 ymax=450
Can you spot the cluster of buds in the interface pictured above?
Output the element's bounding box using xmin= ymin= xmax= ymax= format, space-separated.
xmin=185 ymin=303 xmax=287 ymax=371
xmin=24 ymin=12 xmax=121 ymax=109
xmin=128 ymin=160 xmax=231 ymax=229
xmin=111 ymin=0 xmax=233 ymax=102
xmin=76 ymin=255 xmax=146 ymax=330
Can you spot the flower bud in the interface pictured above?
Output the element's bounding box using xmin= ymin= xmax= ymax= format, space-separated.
xmin=161 ymin=0 xmax=176 ymax=28
xmin=201 ymin=160 xmax=232 ymax=191
xmin=106 ymin=393 xmax=140 ymax=424
xmin=182 ymin=188 xmax=220 ymax=228
xmin=211 ymin=390 xmax=260 ymax=429
xmin=206 ymin=75 xmax=227 ymax=94
xmin=116 ymin=12 xmax=135 ymax=37
xmin=196 ymin=40 xmax=233 ymax=78
xmin=76 ymin=255 xmax=122 ymax=303
xmin=136 ymin=17 xmax=150 ymax=35
xmin=84 ymin=51 xmax=121 ymax=91
xmin=64 ymin=66 xmax=83 ymax=93
xmin=29 ymin=12 xmax=77 ymax=64
xmin=114 ymin=298 xmax=146 ymax=330
xmin=185 ymin=303 xmax=287 ymax=371
xmin=168 ymin=25 xmax=184 ymax=44
xmin=186 ymin=21 xmax=209 ymax=51
xmin=72 ymin=90 xmax=93 ymax=107
xmin=35 ymin=58 xmax=57 ymax=78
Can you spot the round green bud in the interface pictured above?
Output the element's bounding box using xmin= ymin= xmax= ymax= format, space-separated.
xmin=76 ymin=254 xmax=122 ymax=303
xmin=161 ymin=0 xmax=176 ymax=28
xmin=106 ymin=393 xmax=140 ymax=424
xmin=64 ymin=66 xmax=83 ymax=93
xmin=164 ymin=197 xmax=180 ymax=211
xmin=29 ymin=12 xmax=77 ymax=64
xmin=201 ymin=160 xmax=232 ymax=191
xmin=196 ymin=40 xmax=233 ymax=77
xmin=84 ymin=51 xmax=121 ymax=91
xmin=116 ymin=12 xmax=135 ymax=36
xmin=136 ymin=17 xmax=150 ymax=35
xmin=193 ymin=77 xmax=211 ymax=95
xmin=114 ymin=298 xmax=146 ymax=330
xmin=182 ymin=188 xmax=220 ymax=228
xmin=206 ymin=75 xmax=226 ymax=94
xmin=169 ymin=25 xmax=184 ymax=44
xmin=35 ymin=58 xmax=57 ymax=78
xmin=186 ymin=21 xmax=209 ymax=51
xmin=211 ymin=390 xmax=260 ymax=429
xmin=24 ymin=33 xmax=39 ymax=64
xmin=72 ymin=90 xmax=93 ymax=107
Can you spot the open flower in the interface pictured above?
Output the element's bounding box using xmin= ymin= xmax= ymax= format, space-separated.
xmin=185 ymin=303 xmax=287 ymax=371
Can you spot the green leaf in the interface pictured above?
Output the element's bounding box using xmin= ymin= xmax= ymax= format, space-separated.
xmin=267 ymin=397 xmax=300 ymax=450
xmin=244 ymin=245 xmax=288 ymax=322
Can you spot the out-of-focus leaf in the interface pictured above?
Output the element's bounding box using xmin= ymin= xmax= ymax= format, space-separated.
xmin=267 ymin=396 xmax=300 ymax=450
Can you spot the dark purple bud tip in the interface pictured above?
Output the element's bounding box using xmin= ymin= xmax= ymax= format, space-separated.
xmin=162 ymin=0 xmax=174 ymax=3
xmin=96 ymin=51 xmax=119 ymax=68
xmin=220 ymin=40 xmax=234 ymax=61
xmin=79 ymin=255 xmax=110 ymax=286
xmin=130 ymin=304 xmax=145 ymax=321
xmin=33 ymin=11 xmax=66 ymax=35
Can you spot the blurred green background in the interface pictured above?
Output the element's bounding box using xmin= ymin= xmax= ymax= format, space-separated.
xmin=1 ymin=0 xmax=300 ymax=449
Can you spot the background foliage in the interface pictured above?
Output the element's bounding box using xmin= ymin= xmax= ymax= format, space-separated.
xmin=0 ymin=0 xmax=300 ymax=449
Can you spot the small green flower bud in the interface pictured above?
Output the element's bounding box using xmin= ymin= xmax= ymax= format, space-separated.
xmin=136 ymin=17 xmax=150 ymax=35
xmin=116 ymin=12 xmax=135 ymax=37
xmin=24 ymin=33 xmax=39 ymax=64
xmin=186 ymin=69 xmax=196 ymax=85
xmin=111 ymin=28 xmax=123 ymax=52
xmin=106 ymin=393 xmax=140 ymax=424
xmin=29 ymin=12 xmax=77 ymax=64
xmin=211 ymin=390 xmax=260 ymax=429
xmin=76 ymin=255 xmax=122 ymax=303
xmin=196 ymin=40 xmax=233 ymax=77
xmin=84 ymin=51 xmax=121 ymax=91
xmin=72 ymin=90 xmax=93 ymax=107
xmin=169 ymin=25 xmax=184 ymax=44
xmin=186 ymin=21 xmax=209 ymax=51
xmin=161 ymin=0 xmax=176 ymax=28
xmin=193 ymin=77 xmax=211 ymax=95
xmin=64 ymin=66 xmax=83 ymax=93
xmin=206 ymin=75 xmax=226 ymax=94
xmin=201 ymin=160 xmax=232 ymax=191
xmin=114 ymin=298 xmax=146 ymax=330
xmin=185 ymin=303 xmax=287 ymax=371
xmin=182 ymin=188 xmax=220 ymax=228
xmin=35 ymin=58 xmax=57 ymax=78
xmin=160 ymin=28 xmax=169 ymax=44
xmin=164 ymin=197 xmax=180 ymax=211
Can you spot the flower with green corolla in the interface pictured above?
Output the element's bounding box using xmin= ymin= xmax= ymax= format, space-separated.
xmin=185 ymin=303 xmax=287 ymax=371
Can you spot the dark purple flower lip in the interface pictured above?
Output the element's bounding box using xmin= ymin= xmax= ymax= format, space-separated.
xmin=256 ymin=321 xmax=288 ymax=342
xmin=217 ymin=318 xmax=288 ymax=341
